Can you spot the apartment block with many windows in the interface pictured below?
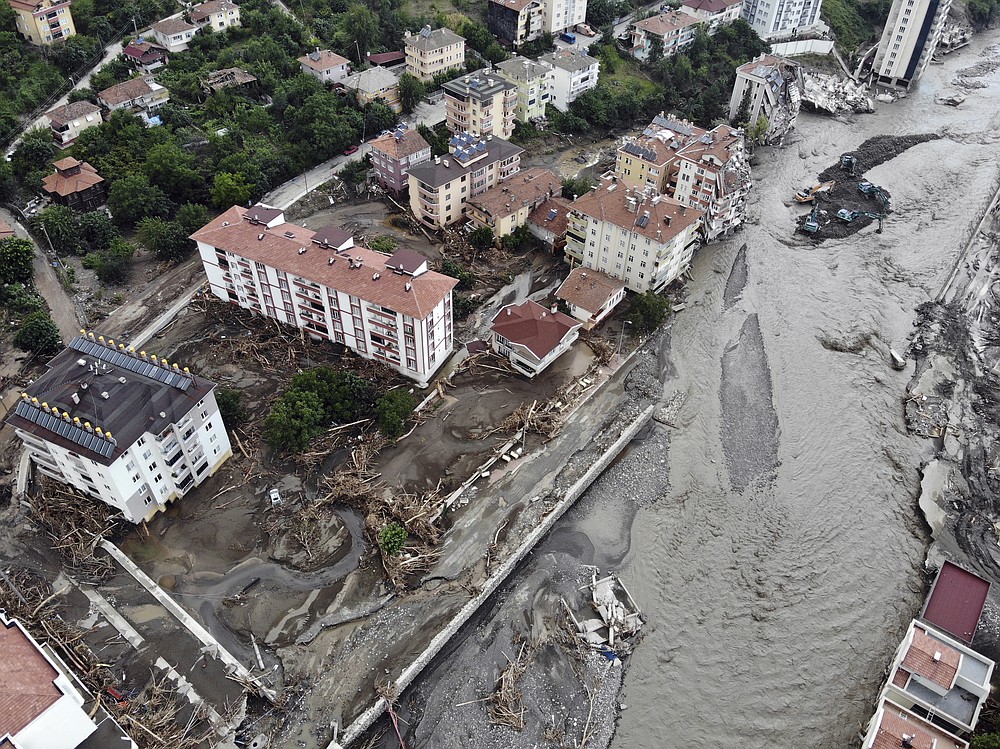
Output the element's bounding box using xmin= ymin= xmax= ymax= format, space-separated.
xmin=404 ymin=25 xmax=466 ymax=81
xmin=10 ymin=0 xmax=75 ymax=44
xmin=370 ymin=124 xmax=431 ymax=195
xmin=5 ymin=333 xmax=232 ymax=523
xmin=627 ymin=10 xmax=701 ymax=61
xmin=536 ymin=50 xmax=599 ymax=111
xmin=487 ymin=0 xmax=544 ymax=48
xmin=495 ymin=56 xmax=553 ymax=122
xmin=872 ymin=0 xmax=951 ymax=89
xmin=193 ymin=205 xmax=458 ymax=386
xmin=740 ymin=0 xmax=823 ymax=39
xmin=443 ymin=69 xmax=518 ymax=140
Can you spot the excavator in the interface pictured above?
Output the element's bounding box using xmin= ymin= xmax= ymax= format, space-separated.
xmin=793 ymin=180 xmax=836 ymax=204
xmin=800 ymin=203 xmax=822 ymax=234
xmin=858 ymin=181 xmax=891 ymax=211
xmin=836 ymin=208 xmax=884 ymax=233
xmin=840 ymin=154 xmax=858 ymax=176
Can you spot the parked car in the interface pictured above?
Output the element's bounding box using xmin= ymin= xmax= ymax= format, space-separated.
xmin=268 ymin=487 xmax=283 ymax=506
xmin=343 ymin=144 xmax=359 ymax=156
xmin=559 ymin=32 xmax=577 ymax=43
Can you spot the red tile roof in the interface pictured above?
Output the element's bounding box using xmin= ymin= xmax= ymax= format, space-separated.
xmin=490 ymin=300 xmax=579 ymax=359
xmin=298 ymin=49 xmax=350 ymax=72
xmin=527 ymin=196 xmax=572 ymax=238
xmin=901 ymin=625 xmax=960 ymax=689
xmin=922 ymin=561 xmax=991 ymax=643
xmin=97 ymin=77 xmax=156 ymax=107
xmin=556 ymin=268 xmax=624 ymax=315
xmin=870 ymin=702 xmax=967 ymax=749
xmin=149 ymin=17 xmax=197 ymax=35
xmin=370 ymin=128 xmax=430 ymax=161
xmin=0 ymin=620 xmax=61 ymax=739
xmin=41 ymin=160 xmax=104 ymax=198
xmin=634 ymin=10 xmax=701 ymax=35
xmin=190 ymin=0 xmax=238 ymax=21
xmin=467 ymin=167 xmax=560 ymax=220
xmin=367 ymin=51 xmax=405 ymax=65
xmin=570 ymin=185 xmax=703 ymax=244
xmin=191 ymin=206 xmax=457 ymax=320
xmin=46 ymin=100 xmax=101 ymax=127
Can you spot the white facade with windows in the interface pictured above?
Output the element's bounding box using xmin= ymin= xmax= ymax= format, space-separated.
xmin=872 ymin=0 xmax=950 ymax=88
xmin=537 ymin=50 xmax=599 ymax=111
xmin=542 ymin=0 xmax=587 ymax=33
xmin=740 ymin=0 xmax=823 ymax=39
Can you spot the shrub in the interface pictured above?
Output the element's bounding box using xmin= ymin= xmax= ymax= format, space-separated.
xmin=378 ymin=521 xmax=408 ymax=556
xmin=629 ymin=291 xmax=671 ymax=334
xmin=216 ymin=387 xmax=247 ymax=429
xmin=13 ymin=312 xmax=61 ymax=355
xmin=368 ymin=235 xmax=397 ymax=254
xmin=375 ymin=388 xmax=416 ymax=439
xmin=441 ymin=259 xmax=476 ymax=290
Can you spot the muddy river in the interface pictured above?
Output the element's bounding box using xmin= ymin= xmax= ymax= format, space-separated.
xmin=397 ymin=32 xmax=1000 ymax=749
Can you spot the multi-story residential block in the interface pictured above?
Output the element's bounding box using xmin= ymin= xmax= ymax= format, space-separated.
xmin=369 ymin=124 xmax=431 ymax=195
xmin=46 ymin=100 xmax=102 ymax=147
xmin=741 ymin=0 xmax=823 ymax=39
xmin=123 ymin=38 xmax=169 ymax=73
xmin=146 ymin=17 xmax=197 ymax=52
xmin=344 ymin=66 xmax=402 ymax=113
xmin=6 ymin=333 xmax=232 ymax=523
xmin=728 ymin=54 xmax=802 ymax=142
xmin=564 ymin=183 xmax=703 ymax=292
xmin=466 ymin=166 xmax=560 ymax=237
xmin=190 ymin=0 xmax=241 ymax=29
xmin=9 ymin=0 xmax=74 ymax=44
xmin=443 ymin=69 xmax=518 ymax=139
xmin=97 ymin=76 xmax=170 ymax=119
xmin=872 ymin=0 xmax=950 ymax=89
xmin=41 ymin=157 xmax=105 ymax=211
xmin=862 ymin=699 xmax=968 ymax=749
xmin=404 ymin=26 xmax=466 ymax=82
xmin=627 ymin=10 xmax=701 ymax=61
xmin=490 ymin=300 xmax=580 ymax=377
xmin=536 ymin=50 xmax=599 ymax=111
xmin=408 ymin=131 xmax=523 ymax=228
xmin=527 ymin=195 xmax=572 ymax=251
xmin=541 ymin=0 xmax=587 ymax=34
xmin=487 ymin=0 xmax=544 ymax=48
xmin=555 ymin=267 xmax=625 ymax=330
xmin=495 ymin=56 xmax=553 ymax=122
xmin=298 ymin=48 xmax=352 ymax=84
xmin=193 ymin=205 xmax=458 ymax=385
xmin=616 ymin=113 xmax=751 ymax=241
xmin=681 ymin=0 xmax=742 ymax=29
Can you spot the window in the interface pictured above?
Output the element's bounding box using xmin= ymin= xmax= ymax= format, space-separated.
xmin=126 ymin=461 xmax=135 ymax=471
xmin=154 ymin=473 xmax=163 ymax=482
xmin=142 ymin=449 xmax=152 ymax=460
xmin=137 ymin=437 xmax=146 ymax=446
xmin=148 ymin=463 xmax=157 ymax=471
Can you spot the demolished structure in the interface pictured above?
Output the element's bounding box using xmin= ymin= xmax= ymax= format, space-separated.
xmin=729 ymin=53 xmax=802 ymax=143
xmin=800 ymin=72 xmax=875 ymax=114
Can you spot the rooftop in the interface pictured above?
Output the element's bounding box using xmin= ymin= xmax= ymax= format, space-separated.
xmin=443 ymin=69 xmax=516 ymax=100
xmin=489 ymin=0 xmax=540 ymax=10
xmin=148 ymin=16 xmax=197 ymax=35
xmin=203 ymin=67 xmax=257 ymax=91
xmin=467 ymin=167 xmax=560 ymax=219
xmin=370 ymin=125 xmax=430 ymax=161
xmin=310 ymin=224 xmax=354 ymax=250
xmin=123 ymin=40 xmax=168 ymax=61
xmin=5 ymin=335 xmax=215 ymax=464
xmin=556 ymin=267 xmax=625 ymax=314
xmin=405 ymin=26 xmax=465 ymax=52
xmin=527 ymin=196 xmax=572 ymax=237
xmin=490 ymin=300 xmax=579 ymax=359
xmin=570 ymin=183 xmax=703 ymax=243
xmin=298 ymin=48 xmax=350 ymax=72
xmin=191 ymin=206 xmax=457 ymax=320
xmin=633 ymin=10 xmax=702 ymax=35
xmin=344 ymin=66 xmax=398 ymax=94
xmin=0 ymin=618 xmax=60 ymax=739
xmin=737 ymin=53 xmax=795 ymax=78
xmin=681 ymin=0 xmax=742 ymax=11
xmin=922 ymin=561 xmax=991 ymax=643
xmin=46 ymin=100 xmax=101 ymax=127
xmin=868 ymin=700 xmax=967 ymax=749
xmin=538 ymin=49 xmax=599 ymax=73
xmin=495 ymin=56 xmax=552 ymax=82
xmin=97 ymin=77 xmax=160 ymax=107
xmin=408 ymin=134 xmax=523 ymax=189
xmin=190 ymin=0 xmax=238 ymax=21
xmin=367 ymin=51 xmax=406 ymax=65
xmin=41 ymin=159 xmax=103 ymax=198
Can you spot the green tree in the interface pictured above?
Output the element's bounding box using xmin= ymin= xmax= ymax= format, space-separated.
xmin=418 ymin=122 xmax=450 ymax=156
xmin=288 ymin=367 xmax=376 ymax=423
xmin=143 ymin=141 xmax=204 ymax=203
xmin=0 ymin=283 xmax=44 ymax=314
xmin=0 ymin=237 xmax=34 ymax=285
xmin=13 ymin=311 xmax=61 ymax=354
xmin=107 ymin=174 xmax=169 ymax=227
xmin=78 ymin=211 xmax=119 ymax=253
xmin=216 ymin=386 xmax=247 ymax=429
xmin=88 ymin=56 xmax=133 ymax=93
xmin=137 ymin=217 xmax=191 ymax=261
xmin=397 ymin=73 xmax=425 ymax=115
xmin=368 ymin=235 xmax=397 ymax=253
xmin=375 ymin=388 xmax=415 ymax=439
xmin=50 ymin=35 xmax=101 ymax=74
xmin=648 ymin=35 xmax=664 ymax=61
xmin=364 ymin=101 xmax=397 ymax=136
xmin=440 ymin=259 xmax=475 ymax=290
xmin=211 ymin=171 xmax=254 ymax=208
xmin=629 ymin=291 xmax=671 ymax=334
xmin=468 ymin=226 xmax=494 ymax=252
xmin=10 ymin=127 xmax=54 ymax=185
xmin=263 ymin=388 xmax=327 ymax=452
xmin=334 ymin=4 xmax=380 ymax=63
xmin=87 ymin=237 xmax=136 ymax=285
xmin=748 ymin=115 xmax=769 ymax=145
xmin=378 ymin=521 xmax=407 ymax=556
xmin=175 ymin=203 xmax=211 ymax=235
xmin=732 ymin=86 xmax=751 ymax=127
xmin=33 ymin=205 xmax=81 ymax=255
xmin=562 ymin=175 xmax=593 ymax=199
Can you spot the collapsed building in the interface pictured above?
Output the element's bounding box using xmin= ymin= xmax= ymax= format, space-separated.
xmin=728 ymin=53 xmax=802 ymax=144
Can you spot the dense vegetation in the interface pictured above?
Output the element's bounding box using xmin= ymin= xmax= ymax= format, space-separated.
xmin=820 ymin=0 xmax=892 ymax=54
xmin=0 ymin=237 xmax=60 ymax=356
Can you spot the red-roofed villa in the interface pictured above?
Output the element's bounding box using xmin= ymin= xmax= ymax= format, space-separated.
xmin=489 ymin=300 xmax=580 ymax=378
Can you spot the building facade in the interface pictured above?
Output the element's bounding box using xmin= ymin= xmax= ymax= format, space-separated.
xmin=740 ymin=0 xmax=823 ymax=39
xmin=466 ymin=166 xmax=560 ymax=237
xmin=495 ymin=56 xmax=553 ymax=122
xmin=729 ymin=54 xmax=802 ymax=142
xmin=369 ymin=124 xmax=431 ymax=194
xmin=344 ymin=67 xmax=402 ymax=112
xmin=627 ymin=10 xmax=701 ymax=61
xmin=46 ymin=100 xmax=102 ymax=147
xmin=536 ymin=50 xmax=599 ymax=111
xmin=190 ymin=0 xmax=241 ymax=29
xmin=122 ymin=39 xmax=169 ymax=73
xmin=555 ymin=267 xmax=625 ymax=329
xmin=872 ymin=0 xmax=951 ymax=88
xmin=298 ymin=48 xmax=351 ymax=84
xmin=490 ymin=300 xmax=581 ymax=377
xmin=6 ymin=333 xmax=232 ymax=523
xmin=97 ymin=76 xmax=170 ymax=117
xmin=681 ymin=0 xmax=743 ymax=28
xmin=41 ymin=157 xmax=105 ymax=211
xmin=443 ymin=69 xmax=518 ymax=139
xmin=408 ymin=132 xmax=524 ymax=228
xmin=564 ymin=183 xmax=704 ymax=292
xmin=487 ymin=0 xmax=544 ymax=48
xmin=404 ymin=26 xmax=466 ymax=81
xmin=862 ymin=700 xmax=968 ymax=749
xmin=541 ymin=0 xmax=586 ymax=34
xmin=193 ymin=205 xmax=458 ymax=386
xmin=9 ymin=0 xmax=74 ymax=44
xmin=147 ymin=17 xmax=197 ymax=52
xmin=527 ymin=196 xmax=571 ymax=251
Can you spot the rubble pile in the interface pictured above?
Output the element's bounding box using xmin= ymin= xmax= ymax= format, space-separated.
xmin=800 ymin=72 xmax=875 ymax=114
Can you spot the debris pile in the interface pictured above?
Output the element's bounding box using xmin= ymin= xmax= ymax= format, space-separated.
xmin=488 ymin=642 xmax=532 ymax=729
xmin=564 ymin=571 xmax=644 ymax=654
xmin=800 ymin=72 xmax=875 ymax=114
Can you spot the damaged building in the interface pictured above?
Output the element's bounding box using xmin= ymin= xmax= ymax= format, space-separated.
xmin=729 ymin=53 xmax=802 ymax=143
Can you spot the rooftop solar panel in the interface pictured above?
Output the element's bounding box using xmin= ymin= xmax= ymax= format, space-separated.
xmin=14 ymin=400 xmax=116 ymax=458
xmin=69 ymin=337 xmax=192 ymax=391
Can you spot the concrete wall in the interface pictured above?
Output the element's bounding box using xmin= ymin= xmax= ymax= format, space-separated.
xmin=770 ymin=38 xmax=834 ymax=56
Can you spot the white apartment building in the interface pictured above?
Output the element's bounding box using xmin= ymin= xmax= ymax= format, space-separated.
xmin=537 ymin=50 xmax=599 ymax=111
xmin=862 ymin=700 xmax=968 ymax=749
xmin=147 ymin=17 xmax=198 ymax=52
xmin=728 ymin=54 xmax=802 ymax=141
xmin=404 ymin=26 xmax=466 ymax=82
xmin=495 ymin=56 xmax=553 ymax=122
xmin=740 ymin=0 xmax=823 ymax=39
xmin=193 ymin=205 xmax=458 ymax=386
xmin=46 ymin=100 xmax=102 ymax=147
xmin=565 ymin=183 xmax=704 ymax=292
xmin=872 ymin=0 xmax=951 ymax=89
xmin=542 ymin=0 xmax=587 ymax=34
xmin=190 ymin=0 xmax=241 ymax=30
xmin=628 ymin=10 xmax=701 ymax=61
xmin=408 ymin=131 xmax=524 ymax=228
xmin=443 ymin=69 xmax=518 ymax=139
xmin=7 ymin=334 xmax=232 ymax=524
xmin=298 ymin=48 xmax=351 ymax=84
xmin=681 ymin=0 xmax=743 ymax=29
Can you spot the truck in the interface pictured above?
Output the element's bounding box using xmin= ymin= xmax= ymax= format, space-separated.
xmin=559 ymin=32 xmax=577 ymax=43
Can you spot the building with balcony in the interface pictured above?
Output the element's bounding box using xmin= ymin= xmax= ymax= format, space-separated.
xmin=443 ymin=69 xmax=518 ymax=139
xmin=680 ymin=0 xmax=742 ymax=29
xmin=9 ymin=0 xmax=74 ymax=45
xmin=46 ymin=100 xmax=102 ymax=147
xmin=871 ymin=0 xmax=951 ymax=89
xmin=192 ymin=205 xmax=458 ymax=386
xmin=741 ymin=0 xmax=823 ymax=39
xmin=404 ymin=25 xmax=466 ymax=82
xmin=527 ymin=196 xmax=572 ymax=252
xmin=541 ymin=0 xmax=586 ymax=33
xmin=495 ymin=56 xmax=553 ymax=122
xmin=41 ymin=157 xmax=105 ymax=211
xmin=190 ymin=0 xmax=241 ymax=30
xmin=408 ymin=131 xmax=524 ymax=228
xmin=146 ymin=16 xmax=197 ymax=52
xmin=555 ymin=267 xmax=625 ymax=329
xmin=564 ymin=182 xmax=703 ymax=292
xmin=488 ymin=0 xmax=544 ymax=48
xmin=490 ymin=300 xmax=580 ymax=377
xmin=344 ymin=66 xmax=402 ymax=113
xmin=862 ymin=699 xmax=968 ymax=749
xmin=627 ymin=10 xmax=701 ymax=61
xmin=370 ymin=124 xmax=431 ymax=195
xmin=97 ymin=75 xmax=170 ymax=119
xmin=5 ymin=333 xmax=232 ymax=523
xmin=122 ymin=38 xmax=169 ymax=73
xmin=536 ymin=50 xmax=599 ymax=111
xmin=298 ymin=48 xmax=352 ymax=84
xmin=466 ymin=166 xmax=560 ymax=237
xmin=728 ymin=54 xmax=802 ymax=142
